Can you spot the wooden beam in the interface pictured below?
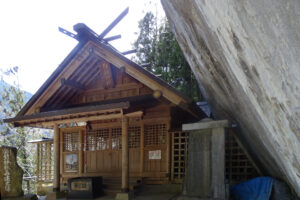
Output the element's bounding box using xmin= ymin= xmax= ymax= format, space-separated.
xmin=124 ymin=110 xmax=143 ymax=118
xmin=61 ymin=78 xmax=86 ymax=91
xmin=103 ymin=34 xmax=121 ymax=42
xmin=53 ymin=124 xmax=60 ymax=192
xmin=5 ymin=102 xmax=129 ymax=124
xmin=140 ymin=63 xmax=150 ymax=68
xmin=98 ymin=7 xmax=129 ymax=39
xmin=99 ymin=61 xmax=115 ymax=89
xmin=122 ymin=49 xmax=137 ymax=55
xmin=20 ymin=113 xmax=123 ymax=127
xmin=121 ymin=116 xmax=129 ymax=192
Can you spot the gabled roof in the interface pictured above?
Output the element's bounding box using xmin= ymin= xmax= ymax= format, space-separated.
xmin=5 ymin=23 xmax=206 ymax=127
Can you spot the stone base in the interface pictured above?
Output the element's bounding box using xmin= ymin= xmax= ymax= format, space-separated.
xmin=115 ymin=192 xmax=133 ymax=200
xmin=46 ymin=191 xmax=66 ymax=200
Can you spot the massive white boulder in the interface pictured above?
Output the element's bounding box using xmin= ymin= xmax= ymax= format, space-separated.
xmin=161 ymin=0 xmax=300 ymax=196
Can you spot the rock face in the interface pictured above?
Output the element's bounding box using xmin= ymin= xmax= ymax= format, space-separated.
xmin=0 ymin=146 xmax=24 ymax=198
xmin=161 ymin=0 xmax=300 ymax=197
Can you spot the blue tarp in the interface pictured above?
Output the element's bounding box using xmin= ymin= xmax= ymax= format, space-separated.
xmin=230 ymin=177 xmax=274 ymax=200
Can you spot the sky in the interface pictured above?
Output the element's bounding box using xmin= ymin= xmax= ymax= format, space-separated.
xmin=0 ymin=0 xmax=165 ymax=94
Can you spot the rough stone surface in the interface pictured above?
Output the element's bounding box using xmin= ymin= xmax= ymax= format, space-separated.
xmin=161 ymin=0 xmax=300 ymax=197
xmin=211 ymin=128 xmax=225 ymax=199
xmin=0 ymin=146 xmax=24 ymax=198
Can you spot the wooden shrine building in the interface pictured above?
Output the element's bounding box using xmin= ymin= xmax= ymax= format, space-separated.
xmin=4 ymin=23 xmax=207 ymax=195
xmin=5 ymin=22 xmax=262 ymax=199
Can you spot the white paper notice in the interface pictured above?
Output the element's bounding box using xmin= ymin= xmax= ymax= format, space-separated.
xmin=149 ymin=150 xmax=161 ymax=160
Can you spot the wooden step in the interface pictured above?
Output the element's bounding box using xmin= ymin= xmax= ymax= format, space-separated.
xmin=102 ymin=177 xmax=142 ymax=195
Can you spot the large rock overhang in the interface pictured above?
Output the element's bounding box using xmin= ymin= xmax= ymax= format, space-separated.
xmin=161 ymin=0 xmax=300 ymax=196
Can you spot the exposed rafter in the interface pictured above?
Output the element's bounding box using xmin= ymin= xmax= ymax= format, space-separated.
xmin=61 ymin=78 xmax=86 ymax=91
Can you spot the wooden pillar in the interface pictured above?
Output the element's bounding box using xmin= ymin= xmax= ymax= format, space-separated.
xmin=121 ymin=116 xmax=129 ymax=192
xmin=46 ymin=143 xmax=51 ymax=180
xmin=36 ymin=143 xmax=40 ymax=181
xmin=78 ymin=129 xmax=83 ymax=176
xmin=53 ymin=124 xmax=60 ymax=192
xmin=166 ymin=120 xmax=171 ymax=178
xmin=139 ymin=121 xmax=144 ymax=177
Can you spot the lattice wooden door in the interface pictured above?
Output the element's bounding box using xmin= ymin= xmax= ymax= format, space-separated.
xmin=85 ymin=126 xmax=141 ymax=175
xmin=86 ymin=128 xmax=114 ymax=173
xmin=143 ymin=123 xmax=168 ymax=178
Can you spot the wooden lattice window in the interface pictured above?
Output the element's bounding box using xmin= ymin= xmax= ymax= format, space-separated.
xmin=96 ymin=129 xmax=109 ymax=150
xmin=86 ymin=132 xmax=95 ymax=151
xmin=144 ymin=124 xmax=166 ymax=146
xmin=128 ymin=126 xmax=140 ymax=148
xmin=87 ymin=129 xmax=109 ymax=151
xmin=63 ymin=131 xmax=79 ymax=152
xmin=112 ymin=128 xmax=122 ymax=150
xmin=171 ymin=131 xmax=189 ymax=182
xmin=225 ymin=130 xmax=260 ymax=184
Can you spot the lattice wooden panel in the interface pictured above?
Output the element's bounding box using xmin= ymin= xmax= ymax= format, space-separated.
xmin=38 ymin=143 xmax=45 ymax=180
xmin=225 ymin=131 xmax=259 ymax=184
xmin=171 ymin=131 xmax=189 ymax=182
xmin=37 ymin=142 xmax=54 ymax=181
xmin=128 ymin=126 xmax=140 ymax=148
xmin=87 ymin=128 xmax=109 ymax=151
xmin=144 ymin=124 xmax=166 ymax=146
xmin=63 ymin=131 xmax=79 ymax=152
xmin=111 ymin=127 xmax=122 ymax=150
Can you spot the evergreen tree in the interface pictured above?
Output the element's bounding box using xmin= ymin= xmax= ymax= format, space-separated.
xmin=133 ymin=12 xmax=202 ymax=101
xmin=0 ymin=67 xmax=44 ymax=193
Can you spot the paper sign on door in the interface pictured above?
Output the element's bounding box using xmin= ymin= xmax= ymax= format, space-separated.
xmin=149 ymin=150 xmax=161 ymax=160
